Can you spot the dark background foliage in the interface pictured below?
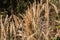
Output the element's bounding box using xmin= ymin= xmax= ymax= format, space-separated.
xmin=0 ymin=0 xmax=46 ymax=15
xmin=0 ymin=0 xmax=60 ymax=16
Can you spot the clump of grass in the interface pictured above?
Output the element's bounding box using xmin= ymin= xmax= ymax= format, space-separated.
xmin=0 ymin=0 xmax=60 ymax=40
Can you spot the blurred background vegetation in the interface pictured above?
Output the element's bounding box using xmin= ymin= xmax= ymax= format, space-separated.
xmin=0 ymin=0 xmax=60 ymax=15
xmin=0 ymin=0 xmax=47 ymax=15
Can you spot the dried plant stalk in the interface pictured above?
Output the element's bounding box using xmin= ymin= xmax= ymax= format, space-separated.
xmin=45 ymin=0 xmax=50 ymax=40
xmin=1 ymin=15 xmax=6 ymax=40
xmin=50 ymin=2 xmax=58 ymax=14
xmin=40 ymin=0 xmax=42 ymax=7
xmin=13 ymin=15 xmax=19 ymax=28
xmin=24 ymin=8 xmax=33 ymax=36
xmin=12 ymin=22 xmax=16 ymax=40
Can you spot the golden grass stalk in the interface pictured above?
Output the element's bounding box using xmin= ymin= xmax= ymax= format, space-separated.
xmin=50 ymin=2 xmax=58 ymax=15
xmin=45 ymin=0 xmax=50 ymax=40
xmin=24 ymin=7 xmax=33 ymax=36
xmin=55 ymin=20 xmax=60 ymax=23
xmin=1 ymin=15 xmax=6 ymax=40
xmin=10 ymin=21 xmax=16 ymax=40
xmin=10 ymin=22 xmax=13 ymax=40
xmin=40 ymin=0 xmax=42 ymax=7
xmin=4 ymin=15 xmax=8 ymax=25
xmin=13 ymin=15 xmax=19 ymax=28
xmin=12 ymin=22 xmax=16 ymax=40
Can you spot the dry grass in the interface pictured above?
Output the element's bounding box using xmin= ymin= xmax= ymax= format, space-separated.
xmin=0 ymin=0 xmax=60 ymax=40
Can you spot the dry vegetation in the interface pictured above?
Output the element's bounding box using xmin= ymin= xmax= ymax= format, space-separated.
xmin=0 ymin=0 xmax=60 ymax=40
